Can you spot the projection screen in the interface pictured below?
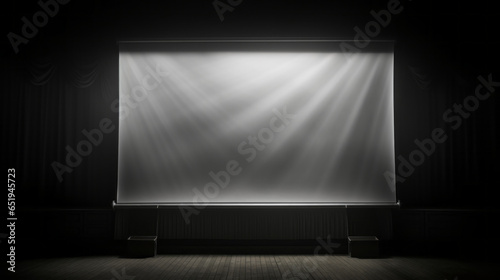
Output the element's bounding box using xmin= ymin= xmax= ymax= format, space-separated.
xmin=117 ymin=41 xmax=395 ymax=205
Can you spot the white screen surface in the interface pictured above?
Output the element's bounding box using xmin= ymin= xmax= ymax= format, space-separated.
xmin=117 ymin=42 xmax=395 ymax=204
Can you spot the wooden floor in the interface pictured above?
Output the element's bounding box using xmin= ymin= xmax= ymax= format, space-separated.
xmin=11 ymin=255 xmax=497 ymax=280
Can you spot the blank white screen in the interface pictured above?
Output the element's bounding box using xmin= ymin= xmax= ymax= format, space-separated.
xmin=117 ymin=42 xmax=395 ymax=204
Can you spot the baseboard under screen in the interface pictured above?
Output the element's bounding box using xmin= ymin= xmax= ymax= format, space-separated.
xmin=113 ymin=204 xmax=396 ymax=243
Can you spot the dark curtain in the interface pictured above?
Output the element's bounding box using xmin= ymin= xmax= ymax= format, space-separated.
xmin=4 ymin=42 xmax=119 ymax=208
xmin=394 ymin=42 xmax=500 ymax=208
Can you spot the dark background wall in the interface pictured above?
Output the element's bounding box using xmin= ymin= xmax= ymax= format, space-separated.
xmin=2 ymin=0 xmax=499 ymax=257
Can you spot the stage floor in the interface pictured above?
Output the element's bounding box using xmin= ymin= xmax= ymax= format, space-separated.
xmin=11 ymin=254 xmax=497 ymax=280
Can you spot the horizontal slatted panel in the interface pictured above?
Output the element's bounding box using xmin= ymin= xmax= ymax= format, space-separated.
xmin=157 ymin=207 xmax=347 ymax=240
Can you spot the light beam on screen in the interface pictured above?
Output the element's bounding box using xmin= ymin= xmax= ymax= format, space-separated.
xmin=117 ymin=46 xmax=395 ymax=205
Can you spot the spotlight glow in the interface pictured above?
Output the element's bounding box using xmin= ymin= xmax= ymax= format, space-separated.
xmin=117 ymin=42 xmax=395 ymax=205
